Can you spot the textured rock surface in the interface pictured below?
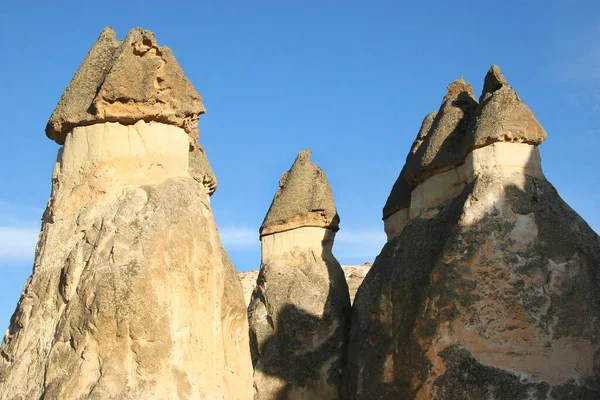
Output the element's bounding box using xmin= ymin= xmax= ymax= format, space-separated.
xmin=0 ymin=28 xmax=251 ymax=400
xmin=189 ymin=141 xmax=218 ymax=196
xmin=249 ymin=151 xmax=351 ymax=399
xmin=405 ymin=78 xmax=478 ymax=184
xmin=239 ymin=264 xmax=371 ymax=307
xmin=260 ymin=149 xmax=340 ymax=236
xmin=46 ymin=27 xmax=205 ymax=146
xmin=341 ymin=263 xmax=372 ymax=304
xmin=346 ymin=66 xmax=600 ymax=399
xmin=239 ymin=270 xmax=259 ymax=307
xmin=383 ymin=66 xmax=549 ymax=242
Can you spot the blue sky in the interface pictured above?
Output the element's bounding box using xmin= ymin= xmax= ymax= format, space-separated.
xmin=1 ymin=0 xmax=599 ymax=332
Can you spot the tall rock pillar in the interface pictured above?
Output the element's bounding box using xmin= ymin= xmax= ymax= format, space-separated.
xmin=248 ymin=150 xmax=351 ymax=399
xmin=0 ymin=27 xmax=253 ymax=399
xmin=346 ymin=66 xmax=600 ymax=399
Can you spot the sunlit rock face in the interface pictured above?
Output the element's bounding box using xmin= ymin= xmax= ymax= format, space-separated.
xmin=248 ymin=150 xmax=351 ymax=400
xmin=239 ymin=263 xmax=371 ymax=307
xmin=0 ymin=27 xmax=252 ymax=400
xmin=347 ymin=66 xmax=600 ymax=399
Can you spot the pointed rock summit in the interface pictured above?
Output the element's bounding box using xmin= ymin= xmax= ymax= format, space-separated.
xmin=260 ymin=149 xmax=340 ymax=236
xmin=464 ymin=65 xmax=547 ymax=149
xmin=0 ymin=27 xmax=252 ymax=399
xmin=249 ymin=150 xmax=351 ymax=399
xmin=46 ymin=27 xmax=205 ymax=145
xmin=347 ymin=66 xmax=600 ymax=399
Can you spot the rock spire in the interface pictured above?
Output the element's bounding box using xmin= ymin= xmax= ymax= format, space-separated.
xmin=248 ymin=150 xmax=351 ymax=399
xmin=0 ymin=27 xmax=252 ymax=399
xmin=347 ymin=65 xmax=600 ymax=399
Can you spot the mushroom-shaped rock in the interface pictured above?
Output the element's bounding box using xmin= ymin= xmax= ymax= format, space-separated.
xmin=0 ymin=27 xmax=251 ymax=399
xmin=46 ymin=27 xmax=206 ymax=145
xmin=345 ymin=66 xmax=600 ymax=399
xmin=260 ymin=149 xmax=340 ymax=236
xmin=249 ymin=150 xmax=351 ymax=400
xmin=461 ymin=65 xmax=547 ymax=152
xmin=406 ymin=78 xmax=478 ymax=184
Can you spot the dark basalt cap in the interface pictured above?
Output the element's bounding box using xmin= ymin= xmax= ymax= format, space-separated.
xmin=46 ymin=27 xmax=206 ymax=144
xmin=260 ymin=149 xmax=340 ymax=236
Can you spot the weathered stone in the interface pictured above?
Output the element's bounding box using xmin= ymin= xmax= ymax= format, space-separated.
xmin=239 ymin=270 xmax=260 ymax=307
xmin=239 ymin=264 xmax=371 ymax=307
xmin=260 ymin=149 xmax=340 ymax=236
xmin=46 ymin=27 xmax=206 ymax=145
xmin=189 ymin=141 xmax=218 ymax=195
xmin=405 ymin=78 xmax=478 ymax=184
xmin=249 ymin=151 xmax=351 ymax=399
xmin=383 ymin=112 xmax=437 ymax=241
xmin=0 ymin=28 xmax=251 ymax=400
xmin=342 ymin=263 xmax=372 ymax=304
xmin=462 ymin=65 xmax=547 ymax=151
xmin=346 ymin=66 xmax=600 ymax=399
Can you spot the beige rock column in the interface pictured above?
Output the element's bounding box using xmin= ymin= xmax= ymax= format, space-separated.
xmin=0 ymin=27 xmax=252 ymax=400
xmin=248 ymin=150 xmax=351 ymax=400
xmin=346 ymin=66 xmax=600 ymax=399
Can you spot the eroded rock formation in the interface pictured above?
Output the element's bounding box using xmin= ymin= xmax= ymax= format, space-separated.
xmin=0 ymin=27 xmax=252 ymax=399
xmin=248 ymin=150 xmax=351 ymax=399
xmin=239 ymin=263 xmax=371 ymax=307
xmin=347 ymin=66 xmax=600 ymax=399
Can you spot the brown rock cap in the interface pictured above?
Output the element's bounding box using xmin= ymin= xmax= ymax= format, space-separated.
xmin=260 ymin=149 xmax=340 ymax=236
xmin=405 ymin=78 xmax=478 ymax=184
xmin=46 ymin=27 xmax=206 ymax=144
xmin=462 ymin=65 xmax=547 ymax=151
xmin=382 ymin=111 xmax=436 ymax=219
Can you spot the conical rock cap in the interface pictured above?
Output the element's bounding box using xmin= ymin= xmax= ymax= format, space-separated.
xmin=46 ymin=27 xmax=205 ymax=144
xmin=405 ymin=78 xmax=478 ymax=184
xmin=260 ymin=149 xmax=339 ymax=236
xmin=462 ymin=65 xmax=547 ymax=150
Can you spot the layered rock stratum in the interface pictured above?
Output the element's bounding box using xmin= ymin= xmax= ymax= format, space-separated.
xmin=248 ymin=150 xmax=351 ymax=399
xmin=346 ymin=66 xmax=600 ymax=399
xmin=0 ymin=27 xmax=252 ymax=399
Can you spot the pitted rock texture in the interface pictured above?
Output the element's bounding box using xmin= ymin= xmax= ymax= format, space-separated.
xmin=249 ymin=151 xmax=350 ymax=399
xmin=260 ymin=149 xmax=340 ymax=236
xmin=46 ymin=26 xmax=205 ymax=145
xmin=347 ymin=66 xmax=600 ymax=399
xmin=347 ymin=173 xmax=600 ymax=399
xmin=0 ymin=27 xmax=251 ymax=399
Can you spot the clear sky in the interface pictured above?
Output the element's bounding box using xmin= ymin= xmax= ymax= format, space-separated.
xmin=1 ymin=0 xmax=599 ymax=332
